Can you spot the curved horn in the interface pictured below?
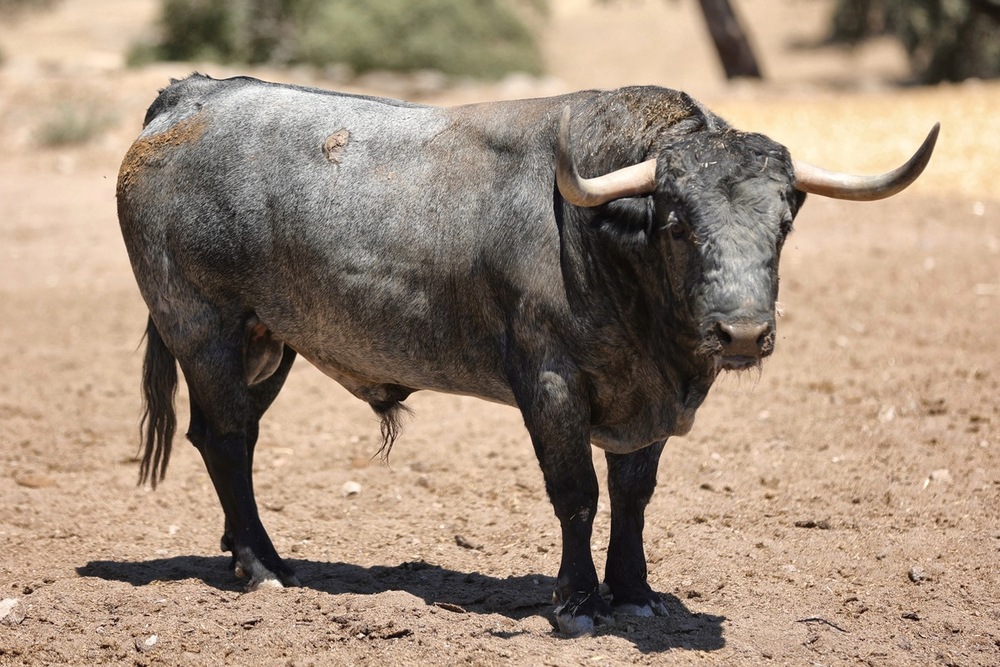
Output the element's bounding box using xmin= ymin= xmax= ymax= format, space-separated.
xmin=793 ymin=123 xmax=939 ymax=201
xmin=556 ymin=106 xmax=658 ymax=207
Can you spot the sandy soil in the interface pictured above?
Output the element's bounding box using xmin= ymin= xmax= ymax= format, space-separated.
xmin=1 ymin=1 xmax=998 ymax=665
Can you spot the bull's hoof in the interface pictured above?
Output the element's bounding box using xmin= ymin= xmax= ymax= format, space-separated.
xmin=608 ymin=583 xmax=669 ymax=618
xmin=553 ymin=591 xmax=614 ymax=636
xmin=613 ymin=598 xmax=669 ymax=618
xmin=240 ymin=567 xmax=301 ymax=591
xmin=249 ymin=576 xmax=285 ymax=591
xmin=232 ymin=550 xmax=301 ymax=590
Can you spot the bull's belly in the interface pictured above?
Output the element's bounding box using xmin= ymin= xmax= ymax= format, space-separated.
xmin=280 ymin=331 xmax=704 ymax=454
xmin=256 ymin=302 xmax=709 ymax=454
xmin=299 ymin=343 xmax=696 ymax=455
xmin=291 ymin=341 xmax=517 ymax=408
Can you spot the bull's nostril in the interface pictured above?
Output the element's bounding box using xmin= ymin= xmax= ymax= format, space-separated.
xmin=756 ymin=327 xmax=771 ymax=348
xmin=717 ymin=325 xmax=733 ymax=346
xmin=717 ymin=321 xmax=771 ymax=356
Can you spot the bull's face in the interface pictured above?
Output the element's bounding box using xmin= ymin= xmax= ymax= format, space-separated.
xmin=652 ymin=131 xmax=804 ymax=372
xmin=556 ymin=107 xmax=938 ymax=373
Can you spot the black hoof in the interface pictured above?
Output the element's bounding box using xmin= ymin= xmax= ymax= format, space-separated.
xmin=553 ymin=590 xmax=614 ymax=636
xmin=230 ymin=546 xmax=300 ymax=590
xmin=608 ymin=583 xmax=669 ymax=618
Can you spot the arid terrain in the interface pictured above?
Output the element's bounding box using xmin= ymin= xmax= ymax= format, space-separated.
xmin=1 ymin=1 xmax=998 ymax=665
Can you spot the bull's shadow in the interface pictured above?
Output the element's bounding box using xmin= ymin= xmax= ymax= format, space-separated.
xmin=78 ymin=556 xmax=725 ymax=652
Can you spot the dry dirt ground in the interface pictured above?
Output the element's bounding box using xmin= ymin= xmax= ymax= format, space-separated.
xmin=1 ymin=1 xmax=999 ymax=665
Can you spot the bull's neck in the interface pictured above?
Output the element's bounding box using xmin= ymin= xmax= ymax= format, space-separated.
xmin=561 ymin=207 xmax=712 ymax=391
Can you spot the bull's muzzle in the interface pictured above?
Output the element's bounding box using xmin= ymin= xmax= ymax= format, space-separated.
xmin=716 ymin=321 xmax=773 ymax=369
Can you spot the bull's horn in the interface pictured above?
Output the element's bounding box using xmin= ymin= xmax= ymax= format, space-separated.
xmin=557 ymin=106 xmax=658 ymax=207
xmin=793 ymin=123 xmax=940 ymax=201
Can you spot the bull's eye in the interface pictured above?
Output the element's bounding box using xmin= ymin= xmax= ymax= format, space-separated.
xmin=665 ymin=212 xmax=687 ymax=240
xmin=779 ymin=215 xmax=793 ymax=236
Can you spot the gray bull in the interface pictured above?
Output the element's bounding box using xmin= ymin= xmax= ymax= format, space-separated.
xmin=117 ymin=74 xmax=937 ymax=635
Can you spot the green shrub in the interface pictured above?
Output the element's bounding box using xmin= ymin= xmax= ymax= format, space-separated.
xmin=132 ymin=0 xmax=544 ymax=79
xmin=0 ymin=0 xmax=58 ymax=14
xmin=36 ymin=103 xmax=116 ymax=147
xmin=297 ymin=0 xmax=541 ymax=78
xmin=829 ymin=0 xmax=1000 ymax=83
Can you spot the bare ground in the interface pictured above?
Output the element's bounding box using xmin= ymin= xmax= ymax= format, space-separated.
xmin=1 ymin=1 xmax=999 ymax=665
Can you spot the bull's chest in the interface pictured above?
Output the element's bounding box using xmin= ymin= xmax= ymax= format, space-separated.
xmin=589 ymin=374 xmax=712 ymax=453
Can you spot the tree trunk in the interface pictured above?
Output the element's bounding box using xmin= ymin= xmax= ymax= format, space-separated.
xmin=697 ymin=0 xmax=762 ymax=79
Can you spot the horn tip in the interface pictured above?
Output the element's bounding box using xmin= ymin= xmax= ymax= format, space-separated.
xmin=928 ymin=122 xmax=941 ymax=146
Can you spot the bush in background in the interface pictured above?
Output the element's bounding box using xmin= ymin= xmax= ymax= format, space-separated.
xmin=830 ymin=0 xmax=1000 ymax=83
xmin=130 ymin=0 xmax=544 ymax=80
xmin=36 ymin=102 xmax=116 ymax=147
xmin=0 ymin=0 xmax=58 ymax=13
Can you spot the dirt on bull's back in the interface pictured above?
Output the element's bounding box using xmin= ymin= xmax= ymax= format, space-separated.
xmin=1 ymin=1 xmax=999 ymax=665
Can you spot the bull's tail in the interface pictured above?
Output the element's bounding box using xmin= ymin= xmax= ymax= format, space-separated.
xmin=138 ymin=316 xmax=178 ymax=488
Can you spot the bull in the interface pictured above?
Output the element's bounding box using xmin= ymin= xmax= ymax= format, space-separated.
xmin=116 ymin=74 xmax=937 ymax=635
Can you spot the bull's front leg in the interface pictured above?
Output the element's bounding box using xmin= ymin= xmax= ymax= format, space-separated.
xmin=517 ymin=368 xmax=613 ymax=636
xmin=604 ymin=440 xmax=668 ymax=616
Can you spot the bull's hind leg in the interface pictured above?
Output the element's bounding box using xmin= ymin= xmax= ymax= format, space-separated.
xmin=181 ymin=330 xmax=298 ymax=590
xmin=604 ymin=440 xmax=668 ymax=616
xmin=210 ymin=346 xmax=297 ymax=573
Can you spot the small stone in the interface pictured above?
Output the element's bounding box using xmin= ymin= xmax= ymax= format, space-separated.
xmin=134 ymin=634 xmax=158 ymax=652
xmin=877 ymin=405 xmax=896 ymax=423
xmin=455 ymin=535 xmax=482 ymax=551
xmin=0 ymin=598 xmax=25 ymax=625
xmin=908 ymin=566 xmax=929 ymax=583
xmin=433 ymin=601 xmax=467 ymax=614
xmin=14 ymin=475 xmax=56 ymax=489
xmin=342 ymin=481 xmax=362 ymax=497
xmin=927 ymin=469 xmax=952 ymax=485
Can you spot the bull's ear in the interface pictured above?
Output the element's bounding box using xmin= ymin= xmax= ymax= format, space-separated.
xmin=594 ymin=196 xmax=657 ymax=243
xmin=557 ymin=106 xmax=658 ymax=207
xmin=793 ymin=188 xmax=807 ymax=213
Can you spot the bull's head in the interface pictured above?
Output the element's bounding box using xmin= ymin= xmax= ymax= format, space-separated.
xmin=556 ymin=107 xmax=938 ymax=373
